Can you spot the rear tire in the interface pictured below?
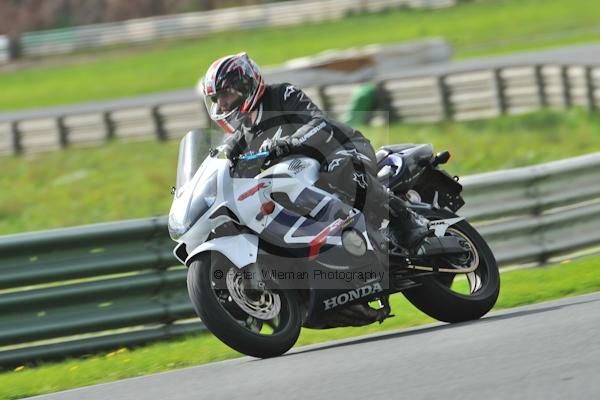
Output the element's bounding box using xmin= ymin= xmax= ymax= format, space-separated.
xmin=402 ymin=210 xmax=500 ymax=323
xmin=187 ymin=252 xmax=302 ymax=358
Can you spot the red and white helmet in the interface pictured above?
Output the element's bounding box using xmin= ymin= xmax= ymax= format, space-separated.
xmin=199 ymin=52 xmax=266 ymax=133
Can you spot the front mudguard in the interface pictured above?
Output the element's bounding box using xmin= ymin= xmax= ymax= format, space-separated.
xmin=184 ymin=234 xmax=258 ymax=269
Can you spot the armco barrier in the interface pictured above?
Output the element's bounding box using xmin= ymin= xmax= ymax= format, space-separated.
xmin=0 ymin=152 xmax=599 ymax=367
xmin=0 ymin=217 xmax=200 ymax=368
xmin=1 ymin=63 xmax=599 ymax=156
xmin=0 ymin=35 xmax=9 ymax=64
xmin=460 ymin=152 xmax=600 ymax=265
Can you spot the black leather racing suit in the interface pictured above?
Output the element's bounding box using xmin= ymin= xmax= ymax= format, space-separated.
xmin=225 ymin=83 xmax=389 ymax=225
xmin=223 ymin=83 xmax=423 ymax=328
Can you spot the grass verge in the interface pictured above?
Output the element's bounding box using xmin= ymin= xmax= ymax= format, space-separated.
xmin=1 ymin=255 xmax=599 ymax=400
xmin=2 ymin=0 xmax=600 ymax=110
xmin=2 ymin=109 xmax=600 ymax=236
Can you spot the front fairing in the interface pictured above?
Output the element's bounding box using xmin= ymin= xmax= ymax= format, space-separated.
xmin=169 ymin=130 xmax=228 ymax=243
xmin=169 ymin=146 xmax=379 ymax=274
xmin=168 ymin=150 xmax=285 ymax=248
xmin=168 ymin=156 xmax=223 ymax=241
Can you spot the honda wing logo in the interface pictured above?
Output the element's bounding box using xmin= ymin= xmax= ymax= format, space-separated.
xmin=288 ymin=159 xmax=306 ymax=174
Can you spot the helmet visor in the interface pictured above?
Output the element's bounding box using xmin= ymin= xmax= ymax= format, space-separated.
xmin=204 ymin=87 xmax=245 ymax=121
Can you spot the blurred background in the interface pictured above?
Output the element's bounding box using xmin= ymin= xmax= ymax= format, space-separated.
xmin=1 ymin=1 xmax=600 ymax=398
xmin=2 ymin=0 xmax=600 ymax=233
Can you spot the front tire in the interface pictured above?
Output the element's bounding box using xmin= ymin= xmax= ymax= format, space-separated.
xmin=187 ymin=252 xmax=302 ymax=358
xmin=402 ymin=210 xmax=500 ymax=323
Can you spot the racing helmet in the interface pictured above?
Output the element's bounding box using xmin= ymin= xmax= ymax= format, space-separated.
xmin=199 ymin=52 xmax=266 ymax=133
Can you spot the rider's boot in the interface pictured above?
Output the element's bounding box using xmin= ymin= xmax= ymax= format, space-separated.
xmin=387 ymin=194 xmax=432 ymax=253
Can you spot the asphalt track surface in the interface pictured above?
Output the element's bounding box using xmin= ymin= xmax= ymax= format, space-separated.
xmin=3 ymin=43 xmax=600 ymax=123
xmin=27 ymin=291 xmax=600 ymax=400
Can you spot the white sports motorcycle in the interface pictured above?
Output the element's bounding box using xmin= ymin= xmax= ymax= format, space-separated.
xmin=168 ymin=130 xmax=500 ymax=358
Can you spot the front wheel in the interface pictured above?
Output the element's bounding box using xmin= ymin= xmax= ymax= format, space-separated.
xmin=187 ymin=252 xmax=302 ymax=358
xmin=402 ymin=209 xmax=500 ymax=323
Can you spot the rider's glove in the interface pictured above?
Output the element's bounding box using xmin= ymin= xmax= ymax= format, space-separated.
xmin=259 ymin=137 xmax=296 ymax=158
xmin=216 ymin=143 xmax=233 ymax=159
xmin=220 ymin=134 xmax=240 ymax=160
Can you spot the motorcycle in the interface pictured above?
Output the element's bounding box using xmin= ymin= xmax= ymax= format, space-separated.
xmin=168 ymin=130 xmax=500 ymax=358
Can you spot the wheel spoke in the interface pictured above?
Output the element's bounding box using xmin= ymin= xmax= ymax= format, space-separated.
xmin=245 ymin=316 xmax=263 ymax=333
xmin=217 ymin=267 xmax=283 ymax=335
xmin=466 ymin=271 xmax=482 ymax=294
xmin=265 ymin=315 xmax=280 ymax=331
xmin=441 ymin=227 xmax=482 ymax=295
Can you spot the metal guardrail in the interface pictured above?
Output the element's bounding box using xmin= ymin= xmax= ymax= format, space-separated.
xmin=461 ymin=152 xmax=600 ymax=265
xmin=1 ymin=63 xmax=598 ymax=156
xmin=0 ymin=217 xmax=202 ymax=368
xmin=11 ymin=0 xmax=455 ymax=59
xmin=0 ymin=35 xmax=9 ymax=64
xmin=1 ymin=152 xmax=599 ymax=368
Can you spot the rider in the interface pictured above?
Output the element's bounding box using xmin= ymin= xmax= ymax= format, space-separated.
xmin=199 ymin=52 xmax=429 ymax=252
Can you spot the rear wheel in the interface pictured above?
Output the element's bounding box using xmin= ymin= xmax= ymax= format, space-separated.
xmin=187 ymin=252 xmax=302 ymax=358
xmin=402 ymin=210 xmax=500 ymax=323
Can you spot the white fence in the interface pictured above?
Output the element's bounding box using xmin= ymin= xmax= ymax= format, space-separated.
xmin=1 ymin=63 xmax=599 ymax=156
xmin=0 ymin=36 xmax=9 ymax=64
xmin=17 ymin=0 xmax=456 ymax=58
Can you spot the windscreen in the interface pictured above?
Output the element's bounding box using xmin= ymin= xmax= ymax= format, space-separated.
xmin=175 ymin=130 xmax=206 ymax=190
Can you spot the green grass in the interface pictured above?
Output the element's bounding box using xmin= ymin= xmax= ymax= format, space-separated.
xmin=2 ymin=108 xmax=600 ymax=236
xmin=365 ymin=108 xmax=600 ymax=176
xmin=2 ymin=0 xmax=600 ymax=111
xmin=1 ymin=255 xmax=599 ymax=400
